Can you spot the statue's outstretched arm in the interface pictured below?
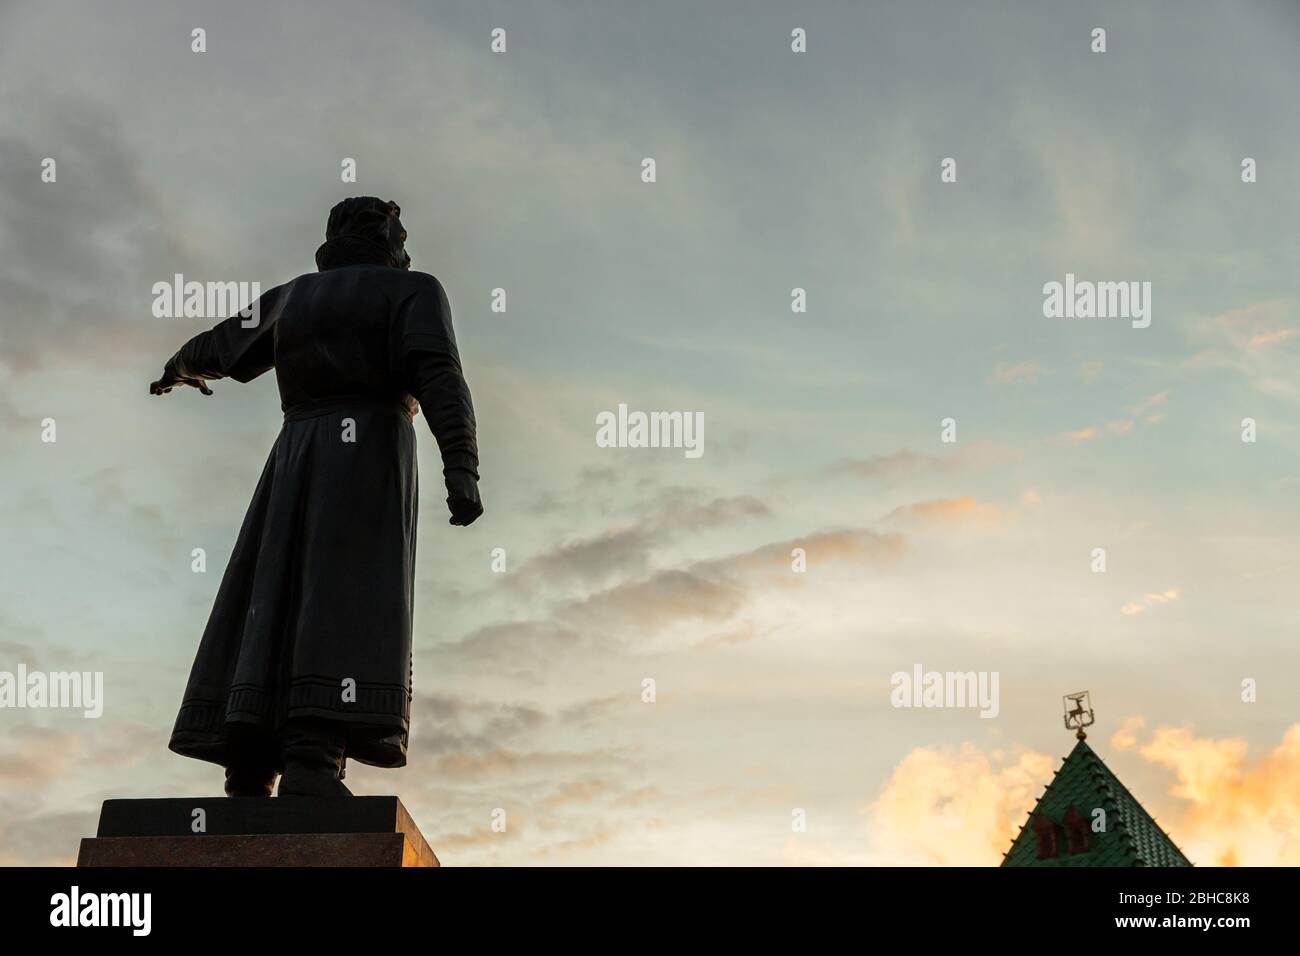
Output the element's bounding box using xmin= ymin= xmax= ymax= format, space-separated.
xmin=150 ymin=283 xmax=286 ymax=396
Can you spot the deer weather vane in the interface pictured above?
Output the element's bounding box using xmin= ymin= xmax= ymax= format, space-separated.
xmin=1063 ymin=691 xmax=1095 ymax=740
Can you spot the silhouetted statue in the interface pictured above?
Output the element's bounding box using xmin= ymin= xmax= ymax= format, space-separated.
xmin=151 ymin=197 xmax=481 ymax=798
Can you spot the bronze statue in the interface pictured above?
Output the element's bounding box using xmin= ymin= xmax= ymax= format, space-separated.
xmin=151 ymin=197 xmax=482 ymax=798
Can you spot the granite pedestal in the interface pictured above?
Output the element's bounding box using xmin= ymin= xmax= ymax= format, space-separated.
xmin=77 ymin=796 xmax=439 ymax=867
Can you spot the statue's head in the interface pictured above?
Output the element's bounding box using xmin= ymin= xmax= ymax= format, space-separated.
xmin=315 ymin=197 xmax=412 ymax=271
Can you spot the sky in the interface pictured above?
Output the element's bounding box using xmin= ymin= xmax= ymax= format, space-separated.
xmin=1 ymin=0 xmax=1299 ymax=866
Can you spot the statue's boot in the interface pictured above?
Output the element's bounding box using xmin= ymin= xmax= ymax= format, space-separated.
xmin=278 ymin=718 xmax=352 ymax=798
xmin=224 ymin=765 xmax=277 ymax=797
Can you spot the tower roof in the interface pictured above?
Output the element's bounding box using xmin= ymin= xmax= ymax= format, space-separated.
xmin=1001 ymin=739 xmax=1192 ymax=867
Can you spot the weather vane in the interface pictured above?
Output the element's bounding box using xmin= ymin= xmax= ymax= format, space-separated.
xmin=1063 ymin=691 xmax=1095 ymax=740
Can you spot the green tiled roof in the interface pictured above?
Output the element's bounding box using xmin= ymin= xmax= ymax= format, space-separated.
xmin=1001 ymin=738 xmax=1192 ymax=867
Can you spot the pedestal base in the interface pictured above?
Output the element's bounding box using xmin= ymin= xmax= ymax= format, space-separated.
xmin=77 ymin=796 xmax=439 ymax=867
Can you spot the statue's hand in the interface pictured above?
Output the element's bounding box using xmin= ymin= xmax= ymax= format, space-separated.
xmin=445 ymin=469 xmax=483 ymax=527
xmin=150 ymin=360 xmax=213 ymax=396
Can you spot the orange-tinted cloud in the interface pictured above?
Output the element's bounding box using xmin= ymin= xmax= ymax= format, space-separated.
xmin=887 ymin=496 xmax=1009 ymax=528
xmin=1060 ymin=418 xmax=1148 ymax=443
xmin=989 ymin=361 xmax=1043 ymax=385
xmin=1061 ymin=425 xmax=1100 ymax=443
xmin=864 ymin=743 xmax=1054 ymax=865
xmin=0 ymin=727 xmax=80 ymax=786
xmin=733 ymin=528 xmax=906 ymax=572
xmin=1213 ymin=300 xmax=1295 ymax=349
xmin=1059 ymin=393 xmax=1167 ymax=445
xmin=1128 ymin=390 xmax=1171 ymax=415
xmin=1111 ymin=715 xmax=1146 ymax=751
xmin=1112 ymin=722 xmax=1300 ymax=866
xmin=1120 ymin=588 xmax=1180 ymax=615
xmin=1185 ymin=300 xmax=1299 ymax=399
xmin=1248 ymin=328 xmax=1298 ymax=348
xmin=867 ymin=722 xmax=1300 ymax=867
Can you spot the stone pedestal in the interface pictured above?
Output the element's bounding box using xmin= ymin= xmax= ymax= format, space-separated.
xmin=77 ymin=796 xmax=439 ymax=867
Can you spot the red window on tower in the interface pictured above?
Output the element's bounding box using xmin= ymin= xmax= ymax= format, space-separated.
xmin=1063 ymin=806 xmax=1090 ymax=854
xmin=1032 ymin=813 xmax=1059 ymax=859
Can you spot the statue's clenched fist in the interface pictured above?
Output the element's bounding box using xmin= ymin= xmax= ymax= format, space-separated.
xmin=445 ymin=469 xmax=483 ymax=526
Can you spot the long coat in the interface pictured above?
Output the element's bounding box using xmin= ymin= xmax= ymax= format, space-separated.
xmin=167 ymin=265 xmax=477 ymax=769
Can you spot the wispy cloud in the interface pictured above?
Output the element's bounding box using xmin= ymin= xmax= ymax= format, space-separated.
xmin=1185 ymin=300 xmax=1300 ymax=400
xmin=885 ymin=496 xmax=1012 ymax=529
xmin=988 ymin=360 xmax=1043 ymax=385
xmin=1120 ymin=588 xmax=1181 ymax=616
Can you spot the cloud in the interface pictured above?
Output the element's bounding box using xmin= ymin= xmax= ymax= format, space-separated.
xmin=828 ymin=450 xmax=953 ymax=481
xmin=1128 ymin=390 xmax=1170 ymax=414
xmin=1125 ymin=389 xmax=1171 ymax=426
xmin=864 ymin=743 xmax=1054 ymax=865
xmin=1213 ymin=300 xmax=1295 ymax=348
xmin=672 ymin=494 xmax=770 ymax=529
xmin=1120 ymin=588 xmax=1180 ymax=615
xmin=1060 ymin=425 xmax=1099 ymax=443
xmin=0 ymin=725 xmax=82 ymax=786
xmin=0 ymin=95 xmax=201 ymax=377
xmin=1185 ymin=300 xmax=1300 ymax=400
xmin=1076 ymin=360 xmax=1104 ymax=383
xmin=1113 ymin=722 xmax=1300 ymax=867
xmin=825 ymin=442 xmax=1017 ymax=484
xmin=447 ymin=525 xmax=906 ymax=664
xmin=430 ymin=747 xmax=631 ymax=780
xmin=558 ymin=695 xmax=627 ymax=726
xmin=512 ymin=492 xmax=770 ymax=592
xmin=0 ymin=808 xmax=95 ymax=866
xmin=515 ymin=526 xmax=657 ymax=590
xmin=562 ymin=568 xmax=749 ymax=636
xmin=1249 ymin=328 xmax=1298 ymax=348
xmin=988 ymin=360 xmax=1043 ymax=385
xmin=531 ymin=829 xmax=618 ymax=858
xmin=1059 ymin=410 xmax=1161 ymax=444
xmin=612 ymin=785 xmax=667 ymax=808
xmin=409 ymin=695 xmax=547 ymax=756
xmin=1111 ymin=715 xmax=1146 ymax=751
xmin=885 ymin=496 xmax=1010 ymax=529
xmin=540 ymin=777 xmax=619 ymax=809
xmin=870 ymin=722 xmax=1300 ymax=867
xmin=729 ymin=528 xmax=905 ymax=573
